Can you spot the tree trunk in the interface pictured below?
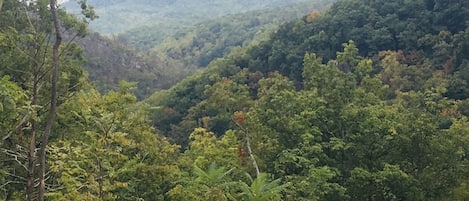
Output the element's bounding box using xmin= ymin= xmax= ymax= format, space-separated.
xmin=245 ymin=128 xmax=260 ymax=177
xmin=38 ymin=0 xmax=61 ymax=200
xmin=98 ymin=159 xmax=103 ymax=200
xmin=26 ymin=129 xmax=36 ymax=201
xmin=27 ymin=40 xmax=44 ymax=200
xmin=233 ymin=118 xmax=260 ymax=177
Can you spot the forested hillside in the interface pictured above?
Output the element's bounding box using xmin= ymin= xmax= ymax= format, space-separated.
xmin=148 ymin=0 xmax=469 ymax=145
xmin=119 ymin=0 xmax=332 ymax=50
xmin=75 ymin=1 xmax=331 ymax=99
xmin=1 ymin=0 xmax=469 ymax=200
xmin=63 ymin=0 xmax=318 ymax=35
xmin=146 ymin=0 xmax=469 ymax=199
xmin=67 ymin=32 xmax=196 ymax=99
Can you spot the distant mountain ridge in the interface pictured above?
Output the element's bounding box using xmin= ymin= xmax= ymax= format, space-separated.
xmin=124 ymin=0 xmax=332 ymax=50
xmin=63 ymin=0 xmax=314 ymax=34
xmin=70 ymin=0 xmax=334 ymax=99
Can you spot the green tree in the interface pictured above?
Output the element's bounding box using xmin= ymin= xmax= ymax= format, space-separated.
xmin=0 ymin=0 xmax=94 ymax=199
xmin=346 ymin=164 xmax=421 ymax=200
xmin=168 ymin=127 xmax=252 ymax=200
xmin=49 ymin=88 xmax=181 ymax=200
xmin=0 ymin=76 xmax=29 ymax=200
xmin=238 ymin=173 xmax=287 ymax=201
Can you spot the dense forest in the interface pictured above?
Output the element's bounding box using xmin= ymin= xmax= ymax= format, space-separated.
xmin=63 ymin=0 xmax=319 ymax=36
xmin=117 ymin=0 xmax=332 ymax=50
xmin=73 ymin=1 xmax=331 ymax=99
xmin=1 ymin=0 xmax=469 ymax=200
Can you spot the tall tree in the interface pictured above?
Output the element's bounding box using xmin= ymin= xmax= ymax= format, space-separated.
xmin=0 ymin=0 xmax=94 ymax=199
xmin=38 ymin=0 xmax=62 ymax=199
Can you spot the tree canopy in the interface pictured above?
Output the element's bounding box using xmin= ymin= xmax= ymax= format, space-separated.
xmin=1 ymin=0 xmax=468 ymax=200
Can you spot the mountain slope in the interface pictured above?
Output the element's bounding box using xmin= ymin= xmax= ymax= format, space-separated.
xmin=239 ymin=0 xmax=469 ymax=86
xmin=1 ymin=0 xmax=468 ymax=200
xmin=119 ymin=0 xmax=333 ymax=50
xmin=75 ymin=1 xmax=333 ymax=99
xmin=64 ymin=0 xmax=317 ymax=34
xmin=142 ymin=1 xmax=469 ymax=199
xmin=70 ymin=32 xmax=203 ymax=99
xmin=145 ymin=1 xmax=331 ymax=68
xmin=146 ymin=0 xmax=469 ymax=144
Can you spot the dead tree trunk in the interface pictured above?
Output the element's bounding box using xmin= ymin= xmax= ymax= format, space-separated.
xmin=233 ymin=115 xmax=260 ymax=177
xmin=244 ymin=128 xmax=260 ymax=177
xmin=26 ymin=81 xmax=37 ymax=201
xmin=26 ymin=133 xmax=36 ymax=201
xmin=38 ymin=0 xmax=61 ymax=200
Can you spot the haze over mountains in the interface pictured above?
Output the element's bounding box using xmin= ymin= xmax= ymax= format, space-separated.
xmin=63 ymin=0 xmax=318 ymax=35
xmin=63 ymin=0 xmax=333 ymax=98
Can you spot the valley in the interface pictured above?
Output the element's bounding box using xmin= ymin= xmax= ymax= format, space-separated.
xmin=1 ymin=0 xmax=468 ymax=200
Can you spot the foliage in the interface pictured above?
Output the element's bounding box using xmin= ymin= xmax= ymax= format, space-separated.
xmin=1 ymin=0 xmax=469 ymax=200
xmin=143 ymin=0 xmax=331 ymax=53
xmin=73 ymin=0 xmax=334 ymax=100
xmin=238 ymin=173 xmax=288 ymax=201
xmin=49 ymin=88 xmax=181 ymax=200
xmin=147 ymin=38 xmax=469 ymax=200
xmin=63 ymin=0 xmax=326 ymax=35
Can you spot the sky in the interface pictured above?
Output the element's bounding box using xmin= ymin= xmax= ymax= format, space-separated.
xmin=58 ymin=0 xmax=69 ymax=4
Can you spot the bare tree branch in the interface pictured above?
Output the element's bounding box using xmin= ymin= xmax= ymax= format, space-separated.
xmin=6 ymin=172 xmax=27 ymax=182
